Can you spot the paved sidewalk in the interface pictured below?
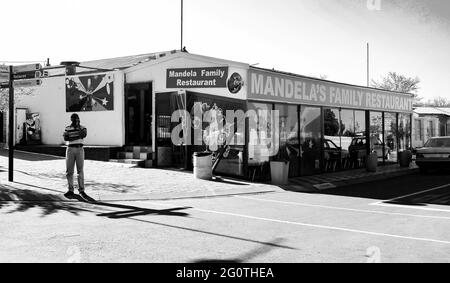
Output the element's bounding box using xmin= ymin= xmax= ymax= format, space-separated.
xmin=0 ymin=150 xmax=280 ymax=202
xmin=0 ymin=150 xmax=419 ymax=201
xmin=287 ymin=163 xmax=419 ymax=192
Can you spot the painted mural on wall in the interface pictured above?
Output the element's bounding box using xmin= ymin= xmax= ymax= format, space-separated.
xmin=66 ymin=74 xmax=114 ymax=112
xmin=25 ymin=113 xmax=41 ymax=144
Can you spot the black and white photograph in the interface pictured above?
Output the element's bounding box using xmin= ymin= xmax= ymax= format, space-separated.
xmin=1 ymin=0 xmax=449 ymax=269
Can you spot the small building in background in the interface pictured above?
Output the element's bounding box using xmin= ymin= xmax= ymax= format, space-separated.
xmin=412 ymin=107 xmax=450 ymax=148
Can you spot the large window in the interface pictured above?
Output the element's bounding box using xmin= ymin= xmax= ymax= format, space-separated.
xmin=414 ymin=119 xmax=423 ymax=142
xmin=276 ymin=104 xmax=300 ymax=177
xmin=355 ymin=111 xmax=366 ymax=136
xmin=370 ymin=112 xmax=384 ymax=162
xmin=399 ymin=114 xmax=412 ymax=151
xmin=427 ymin=120 xmax=436 ymax=140
xmin=341 ymin=109 xmax=356 ymax=154
xmin=300 ymin=106 xmax=322 ymax=176
xmin=384 ymin=112 xmax=398 ymax=163
xmin=324 ymin=108 xmax=341 ymax=172
xmin=248 ymin=102 xmax=275 ymax=165
xmin=342 ymin=110 xmax=367 ymax=169
xmin=186 ymin=93 xmax=246 ymax=176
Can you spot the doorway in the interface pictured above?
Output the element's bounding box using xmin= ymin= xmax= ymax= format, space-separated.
xmin=125 ymin=83 xmax=152 ymax=146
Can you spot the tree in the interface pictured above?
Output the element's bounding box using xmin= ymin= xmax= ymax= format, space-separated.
xmin=421 ymin=97 xmax=450 ymax=107
xmin=0 ymin=87 xmax=35 ymax=112
xmin=324 ymin=109 xmax=340 ymax=136
xmin=371 ymin=72 xmax=421 ymax=103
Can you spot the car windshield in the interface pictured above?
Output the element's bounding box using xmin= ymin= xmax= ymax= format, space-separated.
xmin=325 ymin=140 xmax=338 ymax=149
xmin=424 ymin=138 xmax=450 ymax=148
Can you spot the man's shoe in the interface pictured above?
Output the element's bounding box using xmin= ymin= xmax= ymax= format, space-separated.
xmin=64 ymin=191 xmax=75 ymax=199
xmin=79 ymin=191 xmax=94 ymax=202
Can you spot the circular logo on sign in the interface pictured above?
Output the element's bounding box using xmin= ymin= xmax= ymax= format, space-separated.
xmin=227 ymin=72 xmax=244 ymax=94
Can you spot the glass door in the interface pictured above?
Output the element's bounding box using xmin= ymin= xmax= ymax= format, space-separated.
xmin=384 ymin=112 xmax=398 ymax=163
xmin=300 ymin=106 xmax=322 ymax=176
xmin=275 ymin=104 xmax=300 ymax=178
xmin=369 ymin=112 xmax=384 ymax=163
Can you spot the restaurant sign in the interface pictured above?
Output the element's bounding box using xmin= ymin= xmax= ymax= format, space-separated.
xmin=248 ymin=69 xmax=413 ymax=113
xmin=167 ymin=67 xmax=229 ymax=89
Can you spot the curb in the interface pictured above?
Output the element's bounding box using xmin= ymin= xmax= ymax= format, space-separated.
xmin=321 ymin=168 xmax=420 ymax=191
xmin=96 ymin=189 xmax=278 ymax=202
xmin=286 ymin=167 xmax=419 ymax=193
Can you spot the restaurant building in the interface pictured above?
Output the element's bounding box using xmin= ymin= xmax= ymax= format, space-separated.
xmin=12 ymin=50 xmax=414 ymax=180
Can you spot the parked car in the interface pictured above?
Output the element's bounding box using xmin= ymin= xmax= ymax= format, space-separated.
xmin=416 ymin=137 xmax=450 ymax=173
xmin=348 ymin=136 xmax=390 ymax=159
xmin=323 ymin=139 xmax=349 ymax=159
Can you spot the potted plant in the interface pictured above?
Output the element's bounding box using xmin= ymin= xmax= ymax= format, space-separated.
xmin=366 ymin=150 xmax=378 ymax=172
xmin=399 ymin=149 xmax=412 ymax=168
xmin=270 ymin=145 xmax=290 ymax=185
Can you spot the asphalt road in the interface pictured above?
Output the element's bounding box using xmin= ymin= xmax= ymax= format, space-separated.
xmin=1 ymin=172 xmax=450 ymax=263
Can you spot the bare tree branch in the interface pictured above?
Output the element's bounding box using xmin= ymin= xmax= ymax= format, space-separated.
xmin=371 ymin=72 xmax=422 ymax=104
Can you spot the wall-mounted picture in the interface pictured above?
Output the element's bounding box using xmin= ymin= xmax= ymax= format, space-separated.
xmin=26 ymin=113 xmax=41 ymax=144
xmin=66 ymin=74 xmax=114 ymax=112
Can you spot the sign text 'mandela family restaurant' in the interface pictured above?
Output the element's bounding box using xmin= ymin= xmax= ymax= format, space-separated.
xmin=167 ymin=67 xmax=229 ymax=88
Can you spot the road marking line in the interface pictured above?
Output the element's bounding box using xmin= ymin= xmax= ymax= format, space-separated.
xmin=371 ymin=202 xmax=450 ymax=213
xmin=236 ymin=196 xmax=450 ymax=220
xmin=134 ymin=201 xmax=450 ymax=245
xmin=372 ymin=184 xmax=450 ymax=205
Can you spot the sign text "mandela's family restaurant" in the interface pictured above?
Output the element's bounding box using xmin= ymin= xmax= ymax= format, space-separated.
xmin=248 ymin=69 xmax=413 ymax=113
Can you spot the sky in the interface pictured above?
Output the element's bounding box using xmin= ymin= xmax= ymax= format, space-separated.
xmin=1 ymin=0 xmax=449 ymax=101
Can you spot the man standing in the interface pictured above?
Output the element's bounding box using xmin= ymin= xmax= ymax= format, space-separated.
xmin=63 ymin=113 xmax=89 ymax=200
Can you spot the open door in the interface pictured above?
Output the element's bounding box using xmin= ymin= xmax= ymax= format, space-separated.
xmin=125 ymin=83 xmax=152 ymax=146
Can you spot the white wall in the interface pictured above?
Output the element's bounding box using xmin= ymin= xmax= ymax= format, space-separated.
xmin=125 ymin=54 xmax=249 ymax=101
xmin=412 ymin=113 xmax=441 ymax=148
xmin=17 ymin=71 xmax=125 ymax=146
xmin=125 ymin=53 xmax=249 ymax=152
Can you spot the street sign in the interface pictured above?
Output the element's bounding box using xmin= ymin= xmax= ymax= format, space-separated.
xmin=13 ymin=70 xmax=41 ymax=80
xmin=0 ymin=72 xmax=9 ymax=83
xmin=13 ymin=63 xmax=42 ymax=74
xmin=0 ymin=65 xmax=9 ymax=73
xmin=13 ymin=79 xmax=42 ymax=88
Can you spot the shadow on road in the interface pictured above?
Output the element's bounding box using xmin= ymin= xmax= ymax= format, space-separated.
xmin=95 ymin=202 xmax=192 ymax=219
xmin=128 ymin=217 xmax=296 ymax=255
xmin=10 ymin=169 xmax=140 ymax=194
xmin=0 ymin=183 xmax=193 ymax=219
xmin=0 ymin=149 xmax=63 ymax=162
xmin=192 ymin=238 xmax=289 ymax=263
xmin=212 ymin=178 xmax=250 ymax=186
xmin=0 ymin=184 xmax=87 ymax=217
xmin=321 ymin=170 xmax=450 ymax=207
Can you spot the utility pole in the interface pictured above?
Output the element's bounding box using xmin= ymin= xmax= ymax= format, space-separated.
xmin=181 ymin=0 xmax=184 ymax=51
xmin=367 ymin=42 xmax=370 ymax=87
xmin=8 ymin=65 xmax=14 ymax=182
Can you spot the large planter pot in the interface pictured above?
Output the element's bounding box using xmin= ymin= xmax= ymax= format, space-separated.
xmin=270 ymin=161 xmax=290 ymax=185
xmin=399 ymin=150 xmax=412 ymax=167
xmin=157 ymin=147 xmax=173 ymax=167
xmin=193 ymin=152 xmax=213 ymax=180
xmin=366 ymin=153 xmax=378 ymax=172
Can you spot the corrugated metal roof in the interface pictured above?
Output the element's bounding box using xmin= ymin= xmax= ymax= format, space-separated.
xmin=79 ymin=50 xmax=179 ymax=70
xmin=414 ymin=107 xmax=450 ymax=116
xmin=44 ymin=50 xmax=180 ymax=76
